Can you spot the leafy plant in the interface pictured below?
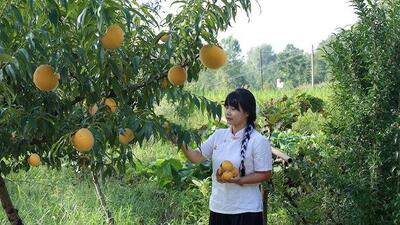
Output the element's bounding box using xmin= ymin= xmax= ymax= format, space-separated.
xmin=261 ymin=93 xmax=325 ymax=135
xmin=292 ymin=109 xmax=326 ymax=135
xmin=134 ymin=158 xmax=212 ymax=189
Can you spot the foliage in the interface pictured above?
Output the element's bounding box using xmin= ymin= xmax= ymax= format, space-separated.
xmin=292 ymin=109 xmax=326 ymax=135
xmin=274 ymin=44 xmax=311 ymax=88
xmin=134 ymin=158 xmax=212 ymax=189
xmin=261 ymin=93 xmax=325 ymax=135
xmin=313 ymin=38 xmax=334 ymax=83
xmin=195 ymin=39 xmax=332 ymax=91
xmin=269 ymin=130 xmax=311 ymax=154
xmin=266 ymin=130 xmax=332 ymax=225
xmin=195 ymin=35 xmax=246 ymax=90
xmin=244 ymin=44 xmax=277 ymax=88
xmin=0 ymin=0 xmax=255 ymax=177
xmin=322 ymin=0 xmax=400 ymax=224
xmin=221 ymin=35 xmax=247 ymax=89
xmin=0 ymin=82 xmax=333 ymax=224
xmin=0 ymin=0 xmax=257 ymax=223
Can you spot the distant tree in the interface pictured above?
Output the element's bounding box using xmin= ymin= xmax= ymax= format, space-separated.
xmin=195 ymin=35 xmax=246 ymax=90
xmin=221 ymin=36 xmax=247 ymax=88
xmin=276 ymin=44 xmax=310 ymax=87
xmin=245 ymin=44 xmax=277 ymax=88
xmin=192 ymin=68 xmax=227 ymax=91
xmin=313 ymin=37 xmax=334 ymax=84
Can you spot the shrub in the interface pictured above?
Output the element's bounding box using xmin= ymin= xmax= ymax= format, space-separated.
xmin=292 ymin=109 xmax=326 ymax=135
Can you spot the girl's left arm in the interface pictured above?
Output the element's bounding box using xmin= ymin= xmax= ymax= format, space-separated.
xmin=228 ymin=171 xmax=272 ymax=185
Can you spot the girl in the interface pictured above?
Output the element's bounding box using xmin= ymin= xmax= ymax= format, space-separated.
xmin=176 ymin=88 xmax=272 ymax=225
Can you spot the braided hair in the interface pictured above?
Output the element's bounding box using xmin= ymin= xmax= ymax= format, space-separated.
xmin=239 ymin=123 xmax=254 ymax=176
xmin=224 ymin=88 xmax=257 ymax=177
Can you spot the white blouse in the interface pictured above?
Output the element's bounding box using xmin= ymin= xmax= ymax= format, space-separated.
xmin=197 ymin=127 xmax=273 ymax=214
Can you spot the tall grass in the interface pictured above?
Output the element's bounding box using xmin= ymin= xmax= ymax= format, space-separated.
xmin=191 ymin=83 xmax=332 ymax=104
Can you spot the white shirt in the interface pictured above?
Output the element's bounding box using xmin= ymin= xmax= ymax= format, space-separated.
xmin=197 ymin=127 xmax=273 ymax=214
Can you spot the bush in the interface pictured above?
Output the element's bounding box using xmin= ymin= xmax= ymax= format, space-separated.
xmin=261 ymin=93 xmax=325 ymax=135
xmin=292 ymin=109 xmax=326 ymax=135
xmin=296 ymin=93 xmax=325 ymax=114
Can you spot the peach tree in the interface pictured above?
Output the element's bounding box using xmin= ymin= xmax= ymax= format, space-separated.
xmin=0 ymin=0 xmax=253 ymax=224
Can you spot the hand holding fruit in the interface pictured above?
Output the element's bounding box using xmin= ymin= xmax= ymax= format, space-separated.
xmin=216 ymin=160 xmax=240 ymax=184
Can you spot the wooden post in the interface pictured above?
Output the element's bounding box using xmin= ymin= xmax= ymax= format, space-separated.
xmin=311 ymin=45 xmax=315 ymax=87
xmin=0 ymin=175 xmax=23 ymax=225
xmin=260 ymin=49 xmax=264 ymax=89
xmin=272 ymin=147 xmax=293 ymax=165
xmin=262 ymin=188 xmax=269 ymax=225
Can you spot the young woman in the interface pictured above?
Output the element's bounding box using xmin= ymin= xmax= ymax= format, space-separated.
xmin=176 ymin=88 xmax=272 ymax=225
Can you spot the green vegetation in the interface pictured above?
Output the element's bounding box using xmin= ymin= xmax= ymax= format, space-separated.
xmin=0 ymin=85 xmax=331 ymax=224
xmin=323 ymin=0 xmax=400 ymax=223
xmin=1 ymin=0 xmax=399 ymax=224
xmin=0 ymin=168 xmax=209 ymax=225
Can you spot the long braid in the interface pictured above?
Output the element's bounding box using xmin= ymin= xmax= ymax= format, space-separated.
xmin=239 ymin=124 xmax=254 ymax=177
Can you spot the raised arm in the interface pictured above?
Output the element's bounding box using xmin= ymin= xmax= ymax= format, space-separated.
xmin=180 ymin=144 xmax=206 ymax=164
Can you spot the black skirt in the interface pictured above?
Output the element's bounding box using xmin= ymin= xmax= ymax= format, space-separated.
xmin=209 ymin=210 xmax=264 ymax=225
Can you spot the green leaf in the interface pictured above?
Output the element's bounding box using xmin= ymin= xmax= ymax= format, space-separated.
xmin=77 ymin=7 xmax=88 ymax=28
xmin=192 ymin=96 xmax=200 ymax=109
xmin=97 ymin=48 xmax=105 ymax=67
xmin=0 ymin=53 xmax=14 ymax=64
xmin=171 ymin=0 xmax=186 ymax=7
xmin=109 ymin=58 xmax=121 ymax=77
xmin=5 ymin=64 xmax=16 ymax=80
xmin=131 ymin=56 xmax=140 ymax=74
xmin=10 ymin=5 xmax=23 ymax=25
xmin=16 ymin=48 xmax=30 ymax=63
xmin=123 ymin=8 xmax=132 ymax=33
xmin=48 ymin=9 xmax=59 ymax=26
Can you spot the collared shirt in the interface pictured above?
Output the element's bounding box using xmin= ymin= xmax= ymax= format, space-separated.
xmin=197 ymin=127 xmax=273 ymax=214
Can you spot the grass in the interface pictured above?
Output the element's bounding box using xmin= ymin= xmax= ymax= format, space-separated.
xmin=0 ymin=167 xmax=209 ymax=225
xmin=190 ymin=83 xmax=331 ymax=101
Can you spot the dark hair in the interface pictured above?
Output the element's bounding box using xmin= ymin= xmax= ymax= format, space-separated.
xmin=224 ymin=88 xmax=257 ymax=126
xmin=224 ymin=88 xmax=256 ymax=176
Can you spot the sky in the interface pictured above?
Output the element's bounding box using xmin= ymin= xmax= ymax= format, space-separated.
xmin=218 ymin=0 xmax=359 ymax=54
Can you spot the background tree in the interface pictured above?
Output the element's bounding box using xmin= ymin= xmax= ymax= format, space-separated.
xmin=245 ymin=44 xmax=277 ymax=88
xmin=0 ymin=0 xmax=253 ymax=224
xmin=220 ymin=35 xmax=246 ymax=88
xmin=275 ymin=44 xmax=310 ymax=88
xmin=194 ymin=39 xmax=333 ymax=91
xmin=313 ymin=38 xmax=333 ymax=84
xmin=195 ymin=35 xmax=245 ymax=90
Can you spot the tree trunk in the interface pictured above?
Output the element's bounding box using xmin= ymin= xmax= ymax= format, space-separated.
xmin=0 ymin=175 xmax=23 ymax=225
xmin=91 ymin=170 xmax=115 ymax=225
